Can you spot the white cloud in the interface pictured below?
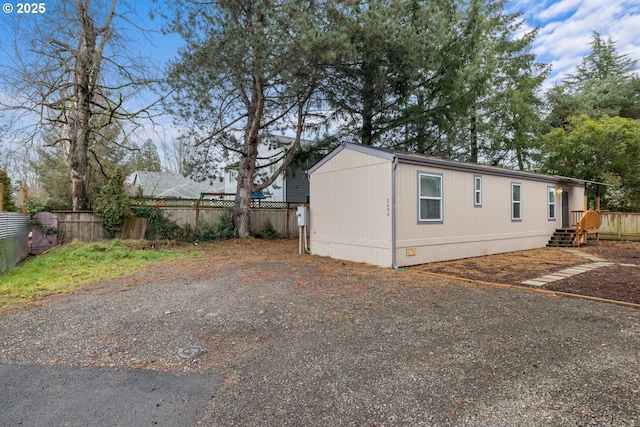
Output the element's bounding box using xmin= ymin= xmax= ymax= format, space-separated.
xmin=508 ymin=0 xmax=640 ymax=84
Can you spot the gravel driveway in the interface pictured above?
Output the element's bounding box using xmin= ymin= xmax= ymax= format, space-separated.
xmin=1 ymin=240 xmax=639 ymax=426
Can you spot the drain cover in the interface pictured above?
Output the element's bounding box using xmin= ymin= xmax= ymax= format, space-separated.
xmin=177 ymin=346 xmax=206 ymax=359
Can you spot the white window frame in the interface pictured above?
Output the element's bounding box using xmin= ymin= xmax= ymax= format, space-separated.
xmin=418 ymin=172 xmax=443 ymax=223
xmin=474 ymin=175 xmax=482 ymax=207
xmin=511 ymin=182 xmax=522 ymax=221
xmin=548 ymin=187 xmax=557 ymax=220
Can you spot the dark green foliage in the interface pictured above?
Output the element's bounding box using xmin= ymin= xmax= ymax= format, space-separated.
xmin=253 ymin=218 xmax=278 ymax=239
xmin=126 ymin=139 xmax=162 ymax=173
xmin=538 ymin=114 xmax=640 ymax=211
xmin=546 ymin=32 xmax=640 ymax=127
xmin=93 ymin=168 xmax=131 ymax=237
xmin=131 ymin=207 xmax=182 ymax=241
xmin=181 ymin=211 xmax=234 ymax=243
xmin=0 ymin=169 xmax=18 ymax=212
xmin=211 ymin=211 xmax=234 ymax=240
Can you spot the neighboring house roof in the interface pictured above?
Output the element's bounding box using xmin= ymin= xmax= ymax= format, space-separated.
xmin=125 ymin=171 xmax=225 ymax=199
xmin=309 ymin=142 xmax=605 ymax=187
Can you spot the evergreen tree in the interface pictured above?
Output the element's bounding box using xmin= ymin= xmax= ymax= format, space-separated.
xmin=127 ymin=139 xmax=162 ymax=173
xmin=165 ymin=0 xmax=329 ymax=238
xmin=546 ymin=32 xmax=640 ymax=127
xmin=93 ymin=167 xmax=131 ymax=236
xmin=0 ymin=169 xmax=18 ymax=212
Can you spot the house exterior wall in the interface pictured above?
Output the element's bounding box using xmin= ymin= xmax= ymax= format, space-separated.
xmin=396 ymin=164 xmax=576 ymax=267
xmin=394 ymin=164 xmax=584 ymax=266
xmin=309 ymin=143 xmax=588 ymax=268
xmin=309 ymin=149 xmax=393 ymax=267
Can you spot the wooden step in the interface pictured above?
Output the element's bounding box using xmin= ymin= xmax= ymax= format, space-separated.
xmin=547 ymin=229 xmax=578 ymax=248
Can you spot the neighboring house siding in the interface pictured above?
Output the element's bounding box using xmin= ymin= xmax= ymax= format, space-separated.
xmin=310 ymin=148 xmax=393 ymax=267
xmin=222 ymin=136 xmax=312 ymax=203
xmin=284 ymin=169 xmax=309 ymax=203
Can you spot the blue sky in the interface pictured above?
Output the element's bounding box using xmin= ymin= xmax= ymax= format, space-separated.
xmin=506 ymin=0 xmax=640 ymax=85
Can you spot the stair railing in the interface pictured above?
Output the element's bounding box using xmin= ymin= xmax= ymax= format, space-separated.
xmin=574 ymin=210 xmax=601 ymax=246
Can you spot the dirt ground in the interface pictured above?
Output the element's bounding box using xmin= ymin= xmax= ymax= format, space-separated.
xmin=417 ymin=240 xmax=640 ymax=304
xmin=147 ymin=238 xmax=640 ymax=305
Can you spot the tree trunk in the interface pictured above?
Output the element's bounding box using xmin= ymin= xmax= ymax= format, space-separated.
xmin=70 ymin=1 xmax=96 ymax=211
xmin=233 ymin=73 xmax=264 ymax=238
xmin=361 ymin=57 xmax=376 ymax=146
xmin=70 ymin=134 xmax=89 ymax=210
xmin=233 ymin=148 xmax=258 ymax=238
xmin=70 ymin=1 xmax=98 ymax=211
xmin=470 ymin=109 xmax=478 ymax=163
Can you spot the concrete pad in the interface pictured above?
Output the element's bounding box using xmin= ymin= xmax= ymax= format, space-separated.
xmin=563 ymin=268 xmax=589 ymax=274
xmin=532 ymin=276 xmax=560 ymax=283
xmin=521 ymin=280 xmax=547 ymax=286
xmin=553 ymin=272 xmax=575 ymax=277
xmin=543 ymin=274 xmax=568 ymax=281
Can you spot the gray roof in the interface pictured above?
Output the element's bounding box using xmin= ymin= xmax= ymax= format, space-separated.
xmin=309 ymin=142 xmax=607 ymax=187
xmin=125 ymin=171 xmax=225 ymax=199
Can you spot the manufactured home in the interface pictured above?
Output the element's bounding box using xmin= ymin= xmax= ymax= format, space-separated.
xmin=308 ymin=143 xmax=595 ymax=268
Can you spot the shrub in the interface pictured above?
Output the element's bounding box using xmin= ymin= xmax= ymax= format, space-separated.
xmin=212 ymin=211 xmax=234 ymax=240
xmin=178 ymin=211 xmax=234 ymax=243
xmin=131 ymin=207 xmax=181 ymax=240
xmin=93 ymin=168 xmax=130 ymax=237
xmin=253 ymin=218 xmax=279 ymax=239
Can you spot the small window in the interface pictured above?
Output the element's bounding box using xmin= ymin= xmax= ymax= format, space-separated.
xmin=548 ymin=187 xmax=556 ymax=220
xmin=474 ymin=175 xmax=482 ymax=207
xmin=512 ymin=183 xmax=522 ymax=221
xmin=419 ymin=173 xmax=442 ymax=222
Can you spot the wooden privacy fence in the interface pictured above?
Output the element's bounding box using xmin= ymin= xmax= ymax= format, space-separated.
xmin=131 ymin=198 xmax=302 ymax=237
xmin=599 ymin=211 xmax=640 ymax=241
xmin=52 ymin=200 xmax=301 ymax=242
xmin=54 ymin=211 xmax=147 ymax=243
xmin=55 ymin=211 xmax=103 ymax=244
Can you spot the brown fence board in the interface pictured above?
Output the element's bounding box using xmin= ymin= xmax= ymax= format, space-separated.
xmin=54 ymin=211 xmax=103 ymax=243
xmin=600 ymin=211 xmax=640 ymax=241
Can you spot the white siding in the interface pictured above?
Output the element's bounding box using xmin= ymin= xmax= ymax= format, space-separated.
xmin=309 ymin=149 xmax=393 ymax=267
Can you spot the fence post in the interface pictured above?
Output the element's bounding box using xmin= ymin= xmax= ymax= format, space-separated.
xmin=617 ymin=212 xmax=622 ymax=241
xmin=195 ymin=197 xmax=200 ymax=231
xmin=0 ymin=185 xmax=3 ymax=212
xmin=285 ymin=203 xmax=290 ymax=238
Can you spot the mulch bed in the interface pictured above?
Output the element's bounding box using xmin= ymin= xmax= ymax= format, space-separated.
xmin=415 ymin=240 xmax=640 ymax=305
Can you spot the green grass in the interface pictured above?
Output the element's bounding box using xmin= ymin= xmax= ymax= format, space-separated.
xmin=0 ymin=239 xmax=197 ymax=312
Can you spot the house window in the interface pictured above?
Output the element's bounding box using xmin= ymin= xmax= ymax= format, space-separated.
xmin=474 ymin=175 xmax=482 ymax=207
xmin=548 ymin=187 xmax=557 ymax=220
xmin=419 ymin=172 xmax=442 ymax=222
xmin=512 ymin=182 xmax=522 ymax=221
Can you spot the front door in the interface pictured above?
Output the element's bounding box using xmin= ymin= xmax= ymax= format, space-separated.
xmin=561 ymin=189 xmax=570 ymax=228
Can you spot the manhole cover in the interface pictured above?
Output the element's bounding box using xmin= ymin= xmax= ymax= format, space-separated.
xmin=177 ymin=346 xmax=206 ymax=359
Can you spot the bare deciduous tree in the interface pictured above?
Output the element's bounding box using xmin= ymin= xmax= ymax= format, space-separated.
xmin=0 ymin=0 xmax=161 ymax=209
